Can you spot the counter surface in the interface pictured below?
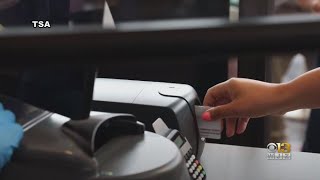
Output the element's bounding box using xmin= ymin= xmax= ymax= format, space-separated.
xmin=201 ymin=143 xmax=320 ymax=180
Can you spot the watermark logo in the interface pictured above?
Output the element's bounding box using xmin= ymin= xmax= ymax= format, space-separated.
xmin=267 ymin=143 xmax=291 ymax=160
xmin=32 ymin=21 xmax=51 ymax=28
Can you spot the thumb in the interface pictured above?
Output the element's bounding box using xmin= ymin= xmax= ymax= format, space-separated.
xmin=206 ymin=102 xmax=240 ymax=120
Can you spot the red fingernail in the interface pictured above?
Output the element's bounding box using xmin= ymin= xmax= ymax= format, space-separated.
xmin=202 ymin=112 xmax=212 ymax=121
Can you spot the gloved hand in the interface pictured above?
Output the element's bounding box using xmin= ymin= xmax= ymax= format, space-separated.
xmin=0 ymin=103 xmax=23 ymax=170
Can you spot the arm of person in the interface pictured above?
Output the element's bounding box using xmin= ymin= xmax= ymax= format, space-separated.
xmin=203 ymin=68 xmax=320 ymax=137
xmin=283 ymin=68 xmax=320 ymax=110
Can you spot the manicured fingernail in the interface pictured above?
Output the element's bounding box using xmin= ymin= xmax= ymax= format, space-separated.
xmin=202 ymin=112 xmax=212 ymax=121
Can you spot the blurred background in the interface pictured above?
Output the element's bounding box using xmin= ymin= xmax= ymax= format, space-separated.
xmin=1 ymin=0 xmax=320 ymax=153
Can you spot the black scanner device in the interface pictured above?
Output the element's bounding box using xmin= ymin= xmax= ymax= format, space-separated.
xmin=92 ymin=78 xmax=205 ymax=158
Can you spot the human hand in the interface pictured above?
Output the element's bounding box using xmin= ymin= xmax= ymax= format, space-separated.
xmin=297 ymin=0 xmax=320 ymax=12
xmin=0 ymin=103 xmax=23 ymax=170
xmin=203 ymin=78 xmax=286 ymax=137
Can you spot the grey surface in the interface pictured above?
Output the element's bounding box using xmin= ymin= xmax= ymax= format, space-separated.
xmin=201 ymin=143 xmax=320 ymax=180
xmin=95 ymin=131 xmax=190 ymax=180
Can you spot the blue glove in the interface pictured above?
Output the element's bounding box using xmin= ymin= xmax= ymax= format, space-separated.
xmin=0 ymin=103 xmax=23 ymax=170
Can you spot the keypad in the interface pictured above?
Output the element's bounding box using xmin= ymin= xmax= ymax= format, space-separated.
xmin=184 ymin=149 xmax=206 ymax=180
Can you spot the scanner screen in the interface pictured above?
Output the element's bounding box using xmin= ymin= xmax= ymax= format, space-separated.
xmin=174 ymin=135 xmax=184 ymax=148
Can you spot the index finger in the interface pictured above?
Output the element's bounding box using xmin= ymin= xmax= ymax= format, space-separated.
xmin=203 ymin=82 xmax=228 ymax=106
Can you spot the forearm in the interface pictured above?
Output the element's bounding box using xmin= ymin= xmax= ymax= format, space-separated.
xmin=278 ymin=68 xmax=320 ymax=112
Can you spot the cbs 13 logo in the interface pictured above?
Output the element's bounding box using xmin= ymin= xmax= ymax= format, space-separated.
xmin=267 ymin=143 xmax=291 ymax=153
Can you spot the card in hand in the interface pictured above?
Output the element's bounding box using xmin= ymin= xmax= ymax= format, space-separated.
xmin=195 ymin=105 xmax=221 ymax=140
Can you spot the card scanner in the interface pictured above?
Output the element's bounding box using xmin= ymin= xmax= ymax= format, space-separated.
xmin=92 ymin=78 xmax=205 ymax=158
